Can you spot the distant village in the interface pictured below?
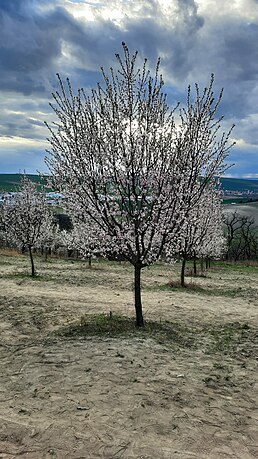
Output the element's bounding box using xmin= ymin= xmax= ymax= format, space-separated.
xmin=224 ymin=189 xmax=257 ymax=196
xmin=223 ymin=189 xmax=258 ymax=203
xmin=1 ymin=188 xmax=258 ymax=206
xmin=0 ymin=191 xmax=64 ymax=206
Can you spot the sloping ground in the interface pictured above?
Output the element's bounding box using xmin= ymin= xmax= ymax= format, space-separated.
xmin=0 ymin=253 xmax=258 ymax=458
xmin=224 ymin=201 xmax=258 ymax=225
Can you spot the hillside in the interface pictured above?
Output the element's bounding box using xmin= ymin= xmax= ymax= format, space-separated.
xmin=0 ymin=173 xmax=47 ymax=191
xmin=1 ymin=174 xmax=258 ymax=195
xmin=220 ymin=177 xmax=258 ymax=193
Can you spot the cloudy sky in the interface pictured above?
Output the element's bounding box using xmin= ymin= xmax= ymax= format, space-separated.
xmin=0 ymin=0 xmax=257 ymax=178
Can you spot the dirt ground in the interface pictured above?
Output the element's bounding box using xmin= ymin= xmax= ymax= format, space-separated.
xmin=0 ymin=251 xmax=258 ymax=459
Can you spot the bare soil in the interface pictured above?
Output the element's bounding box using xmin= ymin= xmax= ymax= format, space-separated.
xmin=0 ymin=251 xmax=258 ymax=459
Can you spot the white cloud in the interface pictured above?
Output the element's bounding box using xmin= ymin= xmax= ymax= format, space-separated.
xmin=196 ymin=0 xmax=258 ymax=22
xmin=243 ymin=173 xmax=258 ymax=178
xmin=0 ymin=135 xmax=48 ymax=149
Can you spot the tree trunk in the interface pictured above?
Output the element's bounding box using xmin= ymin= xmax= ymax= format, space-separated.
xmin=200 ymin=256 xmax=204 ymax=274
xmin=134 ymin=264 xmax=144 ymax=327
xmin=28 ymin=245 xmax=36 ymax=277
xmin=193 ymin=256 xmax=197 ymax=276
xmin=181 ymin=257 xmax=186 ymax=287
xmin=88 ymin=256 xmax=92 ymax=268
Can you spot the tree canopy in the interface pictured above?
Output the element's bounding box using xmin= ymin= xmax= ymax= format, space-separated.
xmin=45 ymin=43 xmax=233 ymax=326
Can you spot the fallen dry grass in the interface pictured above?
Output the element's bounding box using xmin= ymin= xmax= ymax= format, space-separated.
xmin=0 ymin=252 xmax=258 ymax=458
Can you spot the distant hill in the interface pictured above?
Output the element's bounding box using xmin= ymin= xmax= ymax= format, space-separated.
xmin=0 ymin=173 xmax=258 ymax=194
xmin=220 ymin=177 xmax=258 ymax=193
xmin=0 ymin=174 xmax=48 ymax=192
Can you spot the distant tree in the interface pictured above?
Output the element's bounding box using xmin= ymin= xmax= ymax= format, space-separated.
xmin=1 ymin=175 xmax=54 ymax=276
xmin=0 ymin=205 xmax=6 ymax=248
xmin=177 ymin=185 xmax=226 ymax=286
xmin=224 ymin=211 xmax=258 ymax=261
xmin=60 ymin=218 xmax=105 ymax=266
xmin=45 ymin=43 xmax=233 ymax=326
xmin=0 ymin=204 xmax=5 ymax=231
xmin=37 ymin=219 xmax=61 ymax=261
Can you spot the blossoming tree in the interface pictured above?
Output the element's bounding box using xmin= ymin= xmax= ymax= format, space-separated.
xmin=60 ymin=217 xmax=105 ymax=266
xmin=1 ymin=175 xmax=54 ymax=276
xmin=45 ymin=43 xmax=233 ymax=326
xmin=177 ymin=184 xmax=226 ymax=286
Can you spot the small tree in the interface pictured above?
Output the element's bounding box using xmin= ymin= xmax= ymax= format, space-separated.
xmin=60 ymin=218 xmax=105 ymax=266
xmin=177 ymin=184 xmax=226 ymax=286
xmin=45 ymin=43 xmax=233 ymax=326
xmin=1 ymin=175 xmax=54 ymax=276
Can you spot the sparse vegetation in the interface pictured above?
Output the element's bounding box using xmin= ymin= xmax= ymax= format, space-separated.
xmin=146 ymin=277 xmax=252 ymax=298
xmin=55 ymin=312 xmax=196 ymax=347
xmin=54 ymin=312 xmax=258 ymax=360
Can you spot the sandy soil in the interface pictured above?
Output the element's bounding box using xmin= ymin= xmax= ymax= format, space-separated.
xmin=0 ymin=252 xmax=258 ymax=459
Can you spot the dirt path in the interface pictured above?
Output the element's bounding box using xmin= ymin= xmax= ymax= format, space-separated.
xmin=0 ymin=253 xmax=258 ymax=458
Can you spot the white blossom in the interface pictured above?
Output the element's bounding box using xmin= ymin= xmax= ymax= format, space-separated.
xmin=45 ymin=43 xmax=233 ymax=325
xmin=1 ymin=175 xmax=55 ymax=276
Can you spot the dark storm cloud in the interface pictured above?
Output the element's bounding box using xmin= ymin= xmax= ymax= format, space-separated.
xmin=222 ymin=23 xmax=258 ymax=82
xmin=0 ymin=113 xmax=45 ymax=139
xmin=0 ymin=0 xmax=257 ymax=104
xmin=0 ymin=0 xmax=258 ymax=176
xmin=219 ymin=23 xmax=258 ymax=121
xmin=180 ymin=15 xmax=258 ymax=121
xmin=0 ymin=0 xmax=205 ymax=95
xmin=0 ymin=0 xmax=85 ymax=95
xmin=74 ymin=0 xmax=204 ymax=78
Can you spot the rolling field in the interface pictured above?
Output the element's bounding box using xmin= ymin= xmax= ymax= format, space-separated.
xmin=223 ymin=201 xmax=258 ymax=225
xmin=0 ymin=251 xmax=258 ymax=458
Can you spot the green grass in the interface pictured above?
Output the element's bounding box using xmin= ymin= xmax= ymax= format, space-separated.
xmin=206 ymin=322 xmax=254 ymax=355
xmin=53 ymin=313 xmax=258 ymax=358
xmin=54 ymin=312 xmax=195 ymax=347
xmin=212 ymin=260 xmax=258 ymax=272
